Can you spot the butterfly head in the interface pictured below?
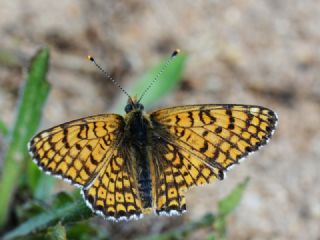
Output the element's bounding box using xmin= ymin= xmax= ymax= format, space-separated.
xmin=125 ymin=96 xmax=144 ymax=113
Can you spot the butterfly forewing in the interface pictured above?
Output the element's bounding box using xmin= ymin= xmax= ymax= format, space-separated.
xmin=151 ymin=104 xmax=277 ymax=168
xmin=28 ymin=114 xmax=125 ymax=187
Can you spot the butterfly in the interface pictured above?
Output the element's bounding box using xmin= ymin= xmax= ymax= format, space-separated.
xmin=28 ymin=50 xmax=278 ymax=221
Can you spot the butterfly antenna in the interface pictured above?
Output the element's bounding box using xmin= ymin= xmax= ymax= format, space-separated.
xmin=138 ymin=49 xmax=180 ymax=103
xmin=87 ymin=55 xmax=132 ymax=101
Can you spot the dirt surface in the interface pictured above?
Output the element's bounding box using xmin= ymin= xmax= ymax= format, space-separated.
xmin=1 ymin=1 xmax=320 ymax=239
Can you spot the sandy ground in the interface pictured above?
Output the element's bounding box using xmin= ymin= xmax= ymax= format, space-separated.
xmin=0 ymin=1 xmax=320 ymax=239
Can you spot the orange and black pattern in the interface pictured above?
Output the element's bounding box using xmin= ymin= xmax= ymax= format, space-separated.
xmin=150 ymin=104 xmax=277 ymax=215
xmin=151 ymin=140 xmax=218 ymax=215
xmin=82 ymin=148 xmax=144 ymax=220
xmin=29 ymin=114 xmax=124 ymax=187
xmin=28 ymin=103 xmax=278 ymax=221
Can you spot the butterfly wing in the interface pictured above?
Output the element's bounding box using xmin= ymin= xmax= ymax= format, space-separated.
xmin=28 ymin=114 xmax=125 ymax=187
xmin=150 ymin=104 xmax=278 ymax=214
xmin=81 ymin=147 xmax=144 ymax=221
xmin=150 ymin=136 xmax=220 ymax=216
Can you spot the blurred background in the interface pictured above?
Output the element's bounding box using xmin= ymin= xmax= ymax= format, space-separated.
xmin=0 ymin=1 xmax=320 ymax=239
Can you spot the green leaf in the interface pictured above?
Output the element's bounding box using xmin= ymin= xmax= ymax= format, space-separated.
xmin=0 ymin=118 xmax=9 ymax=136
xmin=0 ymin=48 xmax=51 ymax=227
xmin=112 ymin=53 xmax=187 ymax=113
xmin=212 ymin=217 xmax=226 ymax=240
xmin=15 ymin=200 xmax=47 ymax=223
xmin=214 ymin=177 xmax=250 ymax=239
xmin=3 ymin=199 xmax=92 ymax=240
xmin=46 ymin=223 xmax=67 ymax=240
xmin=33 ymin=174 xmax=55 ymax=200
xmin=207 ymin=234 xmax=217 ymax=240
xmin=52 ymin=192 xmax=75 ymax=209
xmin=67 ymin=222 xmax=109 ymax=240
xmin=217 ymin=177 xmax=250 ymax=217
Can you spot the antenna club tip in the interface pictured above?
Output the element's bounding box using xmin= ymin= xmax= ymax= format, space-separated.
xmin=172 ymin=49 xmax=181 ymax=57
xmin=87 ymin=55 xmax=94 ymax=61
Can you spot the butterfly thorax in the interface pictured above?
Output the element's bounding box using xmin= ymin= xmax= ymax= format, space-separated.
xmin=124 ymin=107 xmax=153 ymax=209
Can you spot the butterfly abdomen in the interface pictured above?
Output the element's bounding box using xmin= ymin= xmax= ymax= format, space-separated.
xmin=137 ymin=149 xmax=152 ymax=208
xmin=125 ymin=110 xmax=153 ymax=209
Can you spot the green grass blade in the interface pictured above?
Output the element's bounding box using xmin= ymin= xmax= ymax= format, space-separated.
xmin=217 ymin=177 xmax=250 ymax=217
xmin=207 ymin=234 xmax=217 ymax=240
xmin=33 ymin=175 xmax=55 ymax=200
xmin=0 ymin=48 xmax=51 ymax=227
xmin=112 ymin=53 xmax=187 ymax=113
xmin=3 ymin=200 xmax=92 ymax=240
xmin=46 ymin=223 xmax=67 ymax=240
xmin=0 ymin=119 xmax=9 ymax=136
xmin=213 ymin=177 xmax=250 ymax=239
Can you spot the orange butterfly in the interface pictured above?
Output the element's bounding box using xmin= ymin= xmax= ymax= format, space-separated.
xmin=28 ymin=50 xmax=278 ymax=221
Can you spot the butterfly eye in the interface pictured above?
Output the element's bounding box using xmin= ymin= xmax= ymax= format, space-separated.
xmin=136 ymin=103 xmax=144 ymax=111
xmin=125 ymin=104 xmax=133 ymax=113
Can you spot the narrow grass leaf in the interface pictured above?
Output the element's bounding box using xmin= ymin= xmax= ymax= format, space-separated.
xmin=67 ymin=222 xmax=109 ymax=240
xmin=3 ymin=199 xmax=92 ymax=240
xmin=218 ymin=177 xmax=250 ymax=217
xmin=213 ymin=177 xmax=250 ymax=239
xmin=0 ymin=119 xmax=9 ymax=136
xmin=0 ymin=48 xmax=51 ymax=227
xmin=33 ymin=174 xmax=55 ymax=200
xmin=46 ymin=223 xmax=67 ymax=240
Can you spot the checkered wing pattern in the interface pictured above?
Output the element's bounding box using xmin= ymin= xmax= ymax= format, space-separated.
xmin=28 ymin=114 xmax=124 ymax=187
xmin=150 ymin=104 xmax=278 ymax=215
xmin=82 ymin=148 xmax=143 ymax=221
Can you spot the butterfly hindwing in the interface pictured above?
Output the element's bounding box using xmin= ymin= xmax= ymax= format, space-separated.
xmin=28 ymin=114 xmax=125 ymax=187
xmin=82 ymin=148 xmax=144 ymax=221
xmin=151 ymin=136 xmax=220 ymax=215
